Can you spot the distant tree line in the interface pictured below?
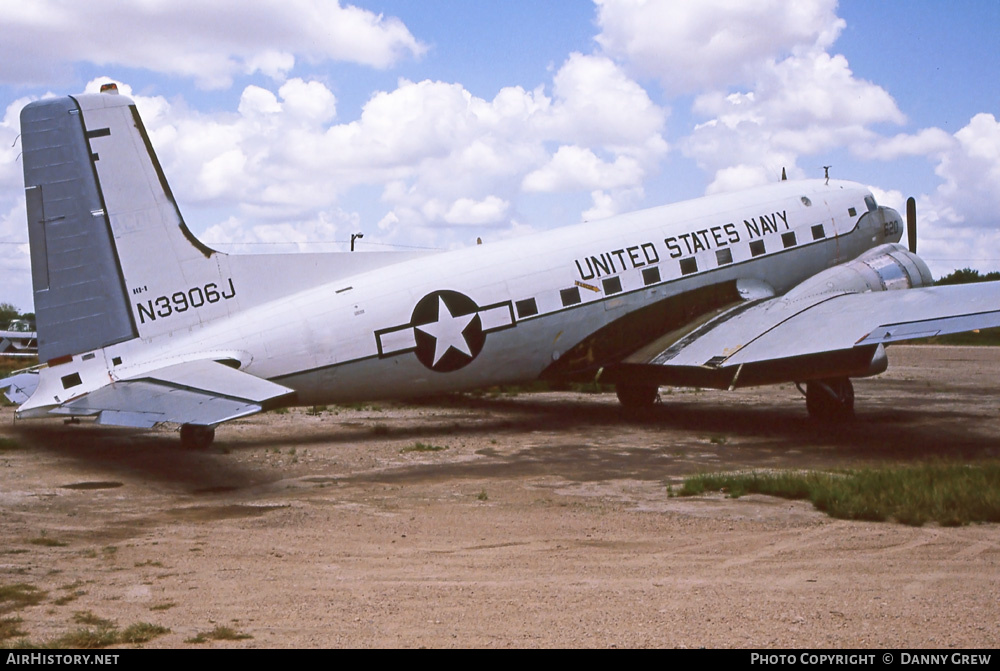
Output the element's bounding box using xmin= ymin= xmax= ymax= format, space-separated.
xmin=935 ymin=268 xmax=1000 ymax=285
xmin=0 ymin=302 xmax=34 ymax=325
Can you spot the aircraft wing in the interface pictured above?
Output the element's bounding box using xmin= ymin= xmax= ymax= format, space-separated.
xmin=53 ymin=360 xmax=295 ymax=428
xmin=614 ymin=281 xmax=1000 ymax=389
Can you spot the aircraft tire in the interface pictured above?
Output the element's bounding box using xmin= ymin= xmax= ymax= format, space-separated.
xmin=805 ymin=377 xmax=854 ymax=420
xmin=180 ymin=424 xmax=215 ymax=450
xmin=615 ymin=382 xmax=659 ymax=409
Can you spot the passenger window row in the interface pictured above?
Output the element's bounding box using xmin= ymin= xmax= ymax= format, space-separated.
xmin=515 ymin=221 xmax=831 ymax=317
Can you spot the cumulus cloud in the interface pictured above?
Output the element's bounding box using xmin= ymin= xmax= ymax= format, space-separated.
xmin=582 ymin=187 xmax=644 ymax=222
xmin=863 ymin=128 xmax=955 ymax=162
xmin=0 ymin=1 xmax=426 ymax=89
xmin=930 ymin=114 xmax=1000 ymax=228
xmin=200 ymin=208 xmax=358 ymax=253
xmin=864 ymin=115 xmax=1000 ymax=277
xmin=43 ymin=51 xmax=666 ymax=256
xmin=595 ymin=0 xmax=843 ymax=94
xmin=683 ymin=49 xmax=904 ymax=192
xmin=522 ymin=145 xmax=643 ymax=192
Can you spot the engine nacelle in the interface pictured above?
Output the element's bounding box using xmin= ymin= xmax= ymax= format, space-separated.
xmin=783 ymin=243 xmax=932 ymax=304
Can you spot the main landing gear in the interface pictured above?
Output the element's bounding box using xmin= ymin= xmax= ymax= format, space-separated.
xmin=180 ymin=424 xmax=216 ymax=450
xmin=800 ymin=377 xmax=854 ymax=421
xmin=615 ymin=382 xmax=660 ymax=409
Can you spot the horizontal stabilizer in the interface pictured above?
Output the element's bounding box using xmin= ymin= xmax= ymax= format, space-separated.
xmin=1 ymin=372 xmax=40 ymax=405
xmin=58 ymin=360 xmax=294 ymax=428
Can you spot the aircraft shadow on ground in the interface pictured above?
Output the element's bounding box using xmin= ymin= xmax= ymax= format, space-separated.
xmin=9 ymin=391 xmax=994 ymax=490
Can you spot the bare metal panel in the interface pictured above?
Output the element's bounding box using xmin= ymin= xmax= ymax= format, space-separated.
xmin=20 ymin=97 xmax=135 ymax=361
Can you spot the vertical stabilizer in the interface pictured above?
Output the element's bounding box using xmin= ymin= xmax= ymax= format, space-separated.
xmin=22 ymin=92 xmax=240 ymax=356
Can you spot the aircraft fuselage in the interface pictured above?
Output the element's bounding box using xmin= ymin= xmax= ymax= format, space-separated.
xmin=17 ymin=177 xmax=903 ymax=417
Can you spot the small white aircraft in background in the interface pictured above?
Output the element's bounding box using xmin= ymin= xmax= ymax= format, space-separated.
xmin=2 ymin=85 xmax=998 ymax=448
xmin=0 ymin=319 xmax=36 ymax=358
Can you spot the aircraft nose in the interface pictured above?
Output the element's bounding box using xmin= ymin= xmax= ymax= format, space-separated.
xmin=880 ymin=207 xmax=904 ymax=244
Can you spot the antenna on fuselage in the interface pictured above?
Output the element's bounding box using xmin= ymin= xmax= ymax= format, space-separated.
xmin=823 ymin=166 xmax=831 ymax=185
xmin=781 ymin=167 xmax=787 ymax=181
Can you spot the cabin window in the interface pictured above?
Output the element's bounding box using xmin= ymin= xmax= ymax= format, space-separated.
xmin=848 ymin=207 xmax=857 ymax=217
xmin=602 ymin=276 xmax=622 ymax=295
xmin=781 ymin=232 xmax=797 ymax=249
xmin=642 ymin=266 xmax=660 ymax=286
xmin=715 ymin=248 xmax=733 ymax=266
xmin=515 ymin=298 xmax=538 ymax=318
xmin=61 ymin=372 xmax=82 ymax=389
xmin=750 ymin=240 xmax=766 ymax=257
xmin=560 ymin=287 xmax=581 ymax=307
xmin=811 ymin=224 xmax=825 ymax=240
xmin=679 ymin=258 xmax=698 ymax=275
xmin=801 ymin=196 xmax=812 ymax=206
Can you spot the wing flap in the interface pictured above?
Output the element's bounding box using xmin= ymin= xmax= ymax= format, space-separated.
xmin=60 ymin=360 xmax=294 ymax=428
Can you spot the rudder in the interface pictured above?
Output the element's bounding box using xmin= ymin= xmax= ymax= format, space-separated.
xmin=21 ymin=96 xmax=136 ymax=361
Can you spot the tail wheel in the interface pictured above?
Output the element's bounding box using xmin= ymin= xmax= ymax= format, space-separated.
xmin=615 ymin=382 xmax=659 ymax=409
xmin=805 ymin=378 xmax=854 ymax=420
xmin=180 ymin=424 xmax=215 ymax=450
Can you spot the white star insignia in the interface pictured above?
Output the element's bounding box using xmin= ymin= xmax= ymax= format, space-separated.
xmin=415 ymin=297 xmax=476 ymax=366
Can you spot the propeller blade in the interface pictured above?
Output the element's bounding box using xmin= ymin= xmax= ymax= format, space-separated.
xmin=906 ymin=196 xmax=917 ymax=253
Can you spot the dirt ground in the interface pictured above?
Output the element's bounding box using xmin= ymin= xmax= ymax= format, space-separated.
xmin=1 ymin=345 xmax=998 ymax=649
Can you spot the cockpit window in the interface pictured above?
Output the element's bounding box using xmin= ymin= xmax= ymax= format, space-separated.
xmin=864 ymin=195 xmax=878 ymax=212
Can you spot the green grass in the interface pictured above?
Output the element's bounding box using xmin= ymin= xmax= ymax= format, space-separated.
xmin=680 ymin=462 xmax=1000 ymax=526
xmin=49 ymin=627 xmax=121 ymax=649
xmin=400 ymin=442 xmax=448 ymax=453
xmin=27 ymin=537 xmax=68 ymax=547
xmin=48 ymin=619 xmax=169 ymax=649
xmin=0 ymin=358 xmax=36 ymax=378
xmin=149 ymin=602 xmax=176 ymax=612
xmin=118 ymin=622 xmax=170 ymax=644
xmin=72 ymin=611 xmax=112 ymax=627
xmin=0 ymin=584 xmax=46 ymax=614
xmin=185 ymin=625 xmax=253 ymax=644
xmin=51 ymin=591 xmax=85 ymax=606
xmin=0 ymin=437 xmax=21 ymax=451
xmin=1 ymin=618 xmax=170 ymax=650
xmin=0 ymin=617 xmax=25 ymax=641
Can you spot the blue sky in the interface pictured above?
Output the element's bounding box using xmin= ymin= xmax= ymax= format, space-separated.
xmin=0 ymin=0 xmax=998 ymax=313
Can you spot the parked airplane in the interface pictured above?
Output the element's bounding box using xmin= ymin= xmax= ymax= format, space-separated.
xmin=0 ymin=319 xmax=37 ymax=358
xmin=2 ymin=87 xmax=999 ymax=448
